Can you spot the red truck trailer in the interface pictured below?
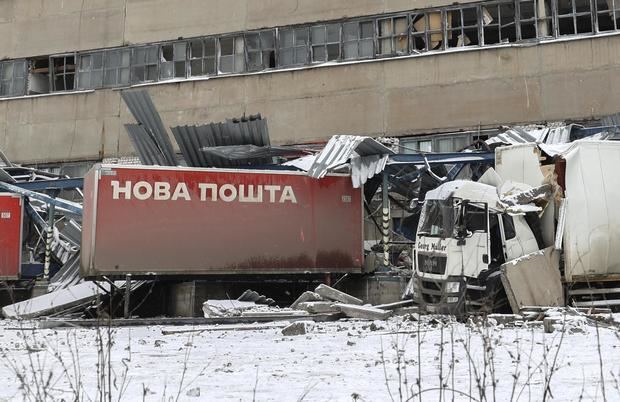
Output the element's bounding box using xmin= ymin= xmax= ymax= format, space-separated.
xmin=81 ymin=165 xmax=364 ymax=278
xmin=0 ymin=194 xmax=23 ymax=280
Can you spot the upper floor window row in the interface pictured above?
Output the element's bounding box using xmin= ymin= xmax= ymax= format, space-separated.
xmin=1 ymin=0 xmax=619 ymax=98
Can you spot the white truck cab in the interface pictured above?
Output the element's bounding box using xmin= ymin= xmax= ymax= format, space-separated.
xmin=412 ymin=180 xmax=539 ymax=315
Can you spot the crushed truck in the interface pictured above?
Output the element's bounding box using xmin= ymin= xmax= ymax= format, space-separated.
xmin=408 ymin=141 xmax=620 ymax=314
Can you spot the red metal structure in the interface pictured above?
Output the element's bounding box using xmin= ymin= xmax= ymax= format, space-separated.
xmin=81 ymin=165 xmax=364 ymax=278
xmin=0 ymin=194 xmax=23 ymax=279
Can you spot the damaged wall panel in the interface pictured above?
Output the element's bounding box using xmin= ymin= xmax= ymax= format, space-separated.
xmin=500 ymin=246 xmax=564 ymax=313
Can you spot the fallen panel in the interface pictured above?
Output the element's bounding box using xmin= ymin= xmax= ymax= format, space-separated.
xmin=2 ymin=281 xmax=110 ymax=319
xmin=171 ymin=116 xmax=270 ymax=168
xmin=315 ymin=284 xmax=363 ymax=305
xmin=125 ymin=124 xmax=169 ymax=165
xmin=201 ymin=144 xmax=306 ymax=161
xmin=306 ymin=135 xmax=394 ymax=183
xmin=334 ymin=303 xmax=392 ymax=320
xmin=121 ymin=90 xmax=177 ymax=166
xmin=500 ymin=247 xmax=564 ymax=313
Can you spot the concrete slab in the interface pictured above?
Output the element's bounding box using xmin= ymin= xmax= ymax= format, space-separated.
xmin=334 ymin=303 xmax=392 ymax=320
xmin=2 ymin=281 xmax=109 ymax=319
xmin=290 ymin=291 xmax=323 ymax=309
xmin=315 ymin=284 xmax=363 ymax=305
xmin=281 ymin=321 xmax=314 ymax=336
xmin=296 ymin=301 xmax=340 ymax=314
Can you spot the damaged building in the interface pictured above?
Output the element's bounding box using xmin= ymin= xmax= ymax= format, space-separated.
xmin=2 ymin=0 xmax=620 ymax=168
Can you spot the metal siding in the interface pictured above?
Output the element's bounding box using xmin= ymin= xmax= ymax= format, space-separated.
xmin=0 ymin=194 xmax=22 ymax=279
xmin=81 ymin=165 xmax=363 ymax=277
xmin=125 ymin=124 xmax=169 ymax=165
xmin=171 ymin=117 xmax=271 ymax=168
xmin=121 ymin=90 xmax=178 ymax=166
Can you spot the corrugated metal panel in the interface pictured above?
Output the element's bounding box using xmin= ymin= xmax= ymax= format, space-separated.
xmin=121 ymin=90 xmax=177 ymax=166
xmin=201 ymin=145 xmax=306 ymax=161
xmin=487 ymin=126 xmax=573 ymax=146
xmin=125 ymin=124 xmax=169 ymax=166
xmin=486 ymin=127 xmax=543 ymax=146
xmin=171 ymin=116 xmax=271 ymax=168
xmin=49 ymin=253 xmax=81 ymax=292
xmin=306 ymin=135 xmax=394 ymax=180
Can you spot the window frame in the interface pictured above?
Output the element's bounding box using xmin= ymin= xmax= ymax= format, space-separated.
xmin=445 ymin=5 xmax=482 ymax=48
xmin=218 ymin=35 xmax=246 ymax=74
xmin=411 ymin=11 xmax=445 ymax=52
xmin=310 ymin=23 xmax=342 ymax=63
xmin=159 ymin=41 xmax=188 ymax=80
xmin=342 ymin=19 xmax=375 ymax=60
xmin=277 ymin=27 xmax=310 ymax=67
xmin=130 ymin=45 xmax=159 ymax=85
xmin=0 ymin=59 xmax=27 ymax=97
xmin=189 ymin=37 xmax=218 ymax=77
xmin=50 ymin=53 xmax=77 ymax=92
xmin=377 ymin=14 xmax=410 ymax=56
xmin=245 ymin=30 xmax=277 ymax=71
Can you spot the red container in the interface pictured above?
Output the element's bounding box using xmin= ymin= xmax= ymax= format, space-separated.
xmin=81 ymin=165 xmax=363 ymax=277
xmin=0 ymin=194 xmax=23 ymax=279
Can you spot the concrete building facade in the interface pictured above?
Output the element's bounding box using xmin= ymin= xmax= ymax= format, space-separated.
xmin=0 ymin=0 xmax=618 ymax=165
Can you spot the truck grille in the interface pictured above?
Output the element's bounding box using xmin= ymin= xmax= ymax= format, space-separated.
xmin=417 ymin=254 xmax=447 ymax=275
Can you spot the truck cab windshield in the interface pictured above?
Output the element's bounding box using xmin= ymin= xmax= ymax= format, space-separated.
xmin=418 ymin=199 xmax=455 ymax=238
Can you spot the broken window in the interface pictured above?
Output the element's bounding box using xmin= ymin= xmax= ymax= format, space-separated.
xmin=77 ymin=51 xmax=104 ymax=89
xmin=518 ymin=0 xmax=539 ymax=39
xmin=278 ymin=27 xmax=309 ymax=67
xmin=342 ymin=20 xmax=374 ymax=59
xmin=0 ymin=60 xmax=27 ymax=97
xmin=411 ymin=12 xmax=444 ymax=52
xmin=447 ymin=7 xmax=481 ymax=48
xmin=377 ymin=16 xmax=409 ymax=55
xmin=482 ymin=2 xmax=519 ymax=44
xmin=595 ymin=0 xmax=620 ymax=31
xmin=531 ymin=0 xmax=553 ymax=37
xmin=27 ymin=57 xmax=50 ymax=94
xmin=245 ymin=30 xmax=276 ymax=71
xmin=51 ymin=55 xmax=76 ymax=91
xmin=219 ymin=36 xmax=245 ymax=74
xmin=131 ymin=45 xmax=158 ymax=84
xmin=556 ymin=0 xmax=594 ymax=35
xmin=160 ymin=42 xmax=187 ymax=80
xmin=311 ymin=24 xmax=341 ymax=62
xmin=103 ymin=49 xmax=131 ymax=87
xmin=189 ymin=38 xmax=217 ymax=77
xmin=502 ymin=214 xmax=516 ymax=240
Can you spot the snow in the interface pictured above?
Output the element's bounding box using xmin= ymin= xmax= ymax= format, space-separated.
xmin=0 ymin=314 xmax=618 ymax=401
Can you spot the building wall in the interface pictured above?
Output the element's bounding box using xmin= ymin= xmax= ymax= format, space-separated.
xmin=1 ymin=34 xmax=618 ymax=164
xmin=0 ymin=0 xmax=477 ymax=59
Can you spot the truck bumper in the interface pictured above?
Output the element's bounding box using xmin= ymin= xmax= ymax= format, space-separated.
xmin=413 ymin=274 xmax=489 ymax=316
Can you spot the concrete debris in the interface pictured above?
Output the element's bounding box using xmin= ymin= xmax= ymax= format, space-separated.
xmin=281 ymin=321 xmax=314 ymax=336
xmin=334 ymin=304 xmax=392 ymax=320
xmin=374 ymin=300 xmax=415 ymax=311
xmin=2 ymin=282 xmax=111 ymax=319
xmin=315 ymin=284 xmax=363 ymax=305
xmin=186 ymin=387 xmax=201 ymax=398
xmin=237 ymin=289 xmax=275 ymax=305
xmin=290 ymin=291 xmax=324 ymax=309
xmin=296 ymin=301 xmax=341 ymax=314
xmin=202 ymin=300 xmax=261 ymax=318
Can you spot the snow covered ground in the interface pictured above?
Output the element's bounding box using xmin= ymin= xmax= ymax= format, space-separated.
xmin=0 ymin=313 xmax=618 ymax=401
